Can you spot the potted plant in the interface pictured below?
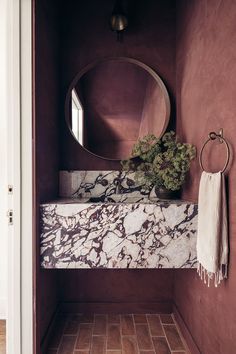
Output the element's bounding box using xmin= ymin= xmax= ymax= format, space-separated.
xmin=121 ymin=131 xmax=196 ymax=199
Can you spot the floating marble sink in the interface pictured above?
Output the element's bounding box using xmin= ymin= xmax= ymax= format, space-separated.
xmin=40 ymin=197 xmax=198 ymax=269
xmin=40 ymin=170 xmax=198 ymax=269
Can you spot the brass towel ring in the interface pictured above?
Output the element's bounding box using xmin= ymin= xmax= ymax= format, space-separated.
xmin=199 ymin=131 xmax=230 ymax=173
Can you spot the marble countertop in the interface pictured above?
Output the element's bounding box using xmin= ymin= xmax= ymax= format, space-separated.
xmin=41 ymin=197 xmax=197 ymax=205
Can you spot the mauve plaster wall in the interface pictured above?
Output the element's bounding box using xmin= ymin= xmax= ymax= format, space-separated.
xmin=175 ymin=1 xmax=236 ymax=353
xmin=59 ymin=270 xmax=173 ymax=306
xmin=35 ymin=0 xmax=60 ymax=346
xmin=60 ymin=0 xmax=176 ymax=169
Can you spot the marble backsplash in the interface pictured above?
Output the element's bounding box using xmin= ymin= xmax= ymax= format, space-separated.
xmin=59 ymin=170 xmax=154 ymax=200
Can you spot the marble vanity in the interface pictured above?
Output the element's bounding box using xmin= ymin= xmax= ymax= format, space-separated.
xmin=40 ymin=171 xmax=198 ymax=269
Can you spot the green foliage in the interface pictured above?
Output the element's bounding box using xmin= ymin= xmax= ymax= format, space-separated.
xmin=121 ymin=131 xmax=196 ymax=191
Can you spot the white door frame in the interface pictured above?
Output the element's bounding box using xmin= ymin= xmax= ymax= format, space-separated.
xmin=6 ymin=0 xmax=21 ymax=352
xmin=6 ymin=0 xmax=33 ymax=353
xmin=20 ymin=0 xmax=33 ymax=352
xmin=0 ymin=0 xmax=9 ymax=321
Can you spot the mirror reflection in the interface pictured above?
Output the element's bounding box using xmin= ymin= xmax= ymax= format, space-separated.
xmin=67 ymin=58 xmax=170 ymax=160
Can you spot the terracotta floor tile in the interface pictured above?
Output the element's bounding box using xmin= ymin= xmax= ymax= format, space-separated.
xmin=147 ymin=314 xmax=164 ymax=336
xmin=133 ymin=314 xmax=147 ymax=324
xmin=160 ymin=314 xmax=174 ymax=324
xmin=121 ymin=315 xmax=135 ymax=335
xmin=93 ymin=315 xmax=107 ymax=335
xmin=90 ymin=335 xmax=106 ymax=354
xmin=163 ymin=325 xmax=185 ymax=351
xmin=75 ymin=324 xmax=92 ymax=350
xmin=58 ymin=335 xmax=77 ymax=354
xmin=107 ymin=324 xmax=121 ymax=350
xmin=107 ymin=314 xmax=120 ymax=324
xmin=122 ymin=336 xmax=138 ymax=354
xmin=64 ymin=315 xmax=80 ymax=335
xmin=135 ymin=324 xmax=153 ymax=350
xmin=152 ymin=337 xmax=171 ymax=354
xmin=46 ymin=313 xmax=189 ymax=354
xmin=80 ymin=314 xmax=94 ymax=324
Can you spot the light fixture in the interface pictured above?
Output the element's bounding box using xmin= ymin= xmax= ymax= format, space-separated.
xmin=110 ymin=0 xmax=128 ymax=42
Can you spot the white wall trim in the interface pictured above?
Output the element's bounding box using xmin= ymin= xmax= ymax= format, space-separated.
xmin=0 ymin=298 xmax=7 ymax=319
xmin=5 ymin=0 xmax=33 ymax=353
xmin=20 ymin=0 xmax=33 ymax=353
xmin=6 ymin=0 xmax=21 ymax=352
xmin=0 ymin=0 xmax=8 ymax=321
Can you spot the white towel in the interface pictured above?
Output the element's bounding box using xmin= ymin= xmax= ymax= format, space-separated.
xmin=197 ymin=171 xmax=228 ymax=287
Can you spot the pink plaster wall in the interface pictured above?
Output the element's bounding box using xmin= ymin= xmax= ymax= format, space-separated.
xmin=175 ymin=1 xmax=236 ymax=353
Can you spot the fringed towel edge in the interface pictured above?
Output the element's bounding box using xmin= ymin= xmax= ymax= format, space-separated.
xmin=197 ymin=262 xmax=228 ymax=287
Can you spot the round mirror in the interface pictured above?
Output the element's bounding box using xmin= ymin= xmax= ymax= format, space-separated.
xmin=65 ymin=57 xmax=170 ymax=160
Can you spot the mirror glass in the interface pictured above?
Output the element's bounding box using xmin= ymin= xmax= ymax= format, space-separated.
xmin=66 ymin=58 xmax=170 ymax=160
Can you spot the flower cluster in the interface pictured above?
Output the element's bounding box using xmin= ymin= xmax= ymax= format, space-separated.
xmin=121 ymin=131 xmax=196 ymax=191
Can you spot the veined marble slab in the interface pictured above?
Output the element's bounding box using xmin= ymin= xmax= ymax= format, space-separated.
xmin=59 ymin=170 xmax=154 ymax=199
xmin=40 ymin=199 xmax=198 ymax=269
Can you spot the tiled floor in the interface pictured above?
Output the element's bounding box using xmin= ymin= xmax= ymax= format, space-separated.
xmin=0 ymin=320 xmax=6 ymax=354
xmin=46 ymin=313 xmax=189 ymax=354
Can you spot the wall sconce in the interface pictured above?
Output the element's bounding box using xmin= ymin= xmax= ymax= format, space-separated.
xmin=110 ymin=0 xmax=128 ymax=42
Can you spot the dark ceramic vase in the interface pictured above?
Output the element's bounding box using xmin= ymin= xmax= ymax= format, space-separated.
xmin=155 ymin=186 xmax=181 ymax=200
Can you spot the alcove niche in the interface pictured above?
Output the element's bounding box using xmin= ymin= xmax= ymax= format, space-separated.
xmin=34 ymin=0 xmax=180 ymax=352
